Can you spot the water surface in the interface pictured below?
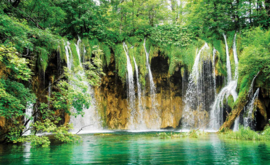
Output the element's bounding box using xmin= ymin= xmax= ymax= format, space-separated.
xmin=1 ymin=132 xmax=270 ymax=164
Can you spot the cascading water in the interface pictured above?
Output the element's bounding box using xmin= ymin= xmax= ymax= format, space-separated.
xmin=123 ymin=42 xmax=135 ymax=107
xmin=66 ymin=40 xmax=102 ymax=133
xmin=82 ymin=47 xmax=86 ymax=65
xmin=209 ymin=80 xmax=238 ymax=130
xmin=233 ymin=116 xmax=240 ymax=131
xmin=223 ymin=34 xmax=232 ymax=83
xmin=133 ymin=57 xmax=146 ymax=129
xmin=233 ymin=72 xmax=260 ymax=131
xmin=210 ymin=33 xmax=239 ymax=130
xmin=244 ymin=88 xmax=260 ymax=128
xmin=65 ymin=41 xmax=72 ymax=70
xmin=75 ymin=37 xmax=82 ymax=66
xmin=24 ymin=103 xmax=34 ymax=135
xmin=143 ymin=39 xmax=156 ymax=98
xmin=181 ymin=43 xmax=215 ymax=129
xmin=248 ymin=72 xmax=260 ymax=98
xmin=143 ymin=39 xmax=161 ymax=128
xmin=213 ymin=49 xmax=217 ymax=97
xmin=133 ymin=57 xmax=141 ymax=103
xmin=233 ymin=33 xmax=239 ymax=79
xmin=123 ymin=42 xmax=136 ymax=129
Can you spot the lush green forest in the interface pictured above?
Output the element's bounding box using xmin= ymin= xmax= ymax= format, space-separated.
xmin=1 ymin=0 xmax=270 ymax=147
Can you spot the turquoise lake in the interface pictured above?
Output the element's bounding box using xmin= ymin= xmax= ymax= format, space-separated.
xmin=1 ymin=132 xmax=270 ymax=164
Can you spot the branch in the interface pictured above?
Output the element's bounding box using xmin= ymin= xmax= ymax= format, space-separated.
xmin=14 ymin=8 xmax=44 ymax=30
xmin=41 ymin=73 xmax=65 ymax=95
xmin=76 ymin=124 xmax=93 ymax=134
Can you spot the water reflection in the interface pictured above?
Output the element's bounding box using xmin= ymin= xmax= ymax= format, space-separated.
xmin=23 ymin=143 xmax=31 ymax=164
xmin=1 ymin=133 xmax=270 ymax=164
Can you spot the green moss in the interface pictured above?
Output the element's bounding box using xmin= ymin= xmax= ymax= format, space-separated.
xmin=127 ymin=36 xmax=141 ymax=46
xmin=213 ymin=39 xmax=227 ymax=77
xmin=69 ymin=40 xmax=80 ymax=68
xmin=37 ymin=47 xmax=49 ymax=72
xmin=234 ymin=74 xmax=253 ymax=106
xmin=128 ymin=42 xmax=147 ymax=86
xmin=89 ymin=39 xmax=99 ymax=49
xmin=99 ymin=43 xmax=111 ymax=67
xmin=227 ymin=31 xmax=236 ymax=50
xmin=168 ymin=46 xmax=183 ymax=75
xmin=114 ymin=44 xmax=127 ymax=82
xmin=81 ymin=38 xmax=91 ymax=61
xmin=227 ymin=95 xmax=234 ymax=108
xmin=59 ymin=39 xmax=67 ymax=62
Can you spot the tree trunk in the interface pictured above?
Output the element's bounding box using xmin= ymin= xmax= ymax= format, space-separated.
xmin=219 ymin=99 xmax=247 ymax=132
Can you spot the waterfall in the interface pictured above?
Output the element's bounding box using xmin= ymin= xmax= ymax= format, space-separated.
xmin=75 ymin=37 xmax=82 ymax=66
xmin=24 ymin=103 xmax=34 ymax=136
xmin=143 ymin=39 xmax=161 ymax=128
xmin=181 ymin=43 xmax=214 ymax=129
xmin=66 ymin=40 xmax=102 ymax=133
xmin=210 ymin=33 xmax=239 ymax=130
xmin=123 ymin=42 xmax=136 ymax=129
xmin=244 ymin=88 xmax=260 ymax=128
xmin=209 ymin=81 xmax=238 ymax=130
xmin=212 ymin=48 xmax=217 ymax=97
xmin=248 ymin=72 xmax=260 ymax=98
xmin=233 ymin=33 xmax=239 ymax=79
xmin=232 ymin=34 xmax=241 ymax=131
xmin=133 ymin=57 xmax=146 ymax=129
xmin=133 ymin=57 xmax=141 ymax=103
xmin=123 ymin=42 xmax=135 ymax=109
xmin=143 ymin=39 xmax=156 ymax=97
xmin=65 ymin=41 xmax=71 ymax=70
xmin=233 ymin=116 xmax=240 ymax=131
xmin=223 ymin=34 xmax=232 ymax=83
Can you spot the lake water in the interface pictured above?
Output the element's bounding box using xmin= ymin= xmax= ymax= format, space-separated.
xmin=1 ymin=132 xmax=270 ymax=164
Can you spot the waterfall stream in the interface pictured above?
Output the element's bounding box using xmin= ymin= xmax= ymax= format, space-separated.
xmin=65 ymin=41 xmax=71 ymax=70
xmin=210 ymin=33 xmax=239 ymax=130
xmin=75 ymin=37 xmax=82 ymax=66
xmin=24 ymin=103 xmax=34 ymax=136
xmin=143 ymin=39 xmax=156 ymax=98
xmin=181 ymin=43 xmax=215 ymax=129
xmin=233 ymin=34 xmax=239 ymax=79
xmin=123 ymin=42 xmax=135 ymax=109
xmin=233 ymin=116 xmax=240 ymax=131
xmin=223 ymin=34 xmax=232 ymax=83
xmin=143 ymin=39 xmax=161 ymax=128
xmin=123 ymin=42 xmax=136 ymax=129
xmin=244 ymin=88 xmax=260 ymax=128
xmin=213 ymin=49 xmax=217 ymax=97
xmin=133 ymin=57 xmax=146 ymax=129
xmin=66 ymin=40 xmax=102 ymax=133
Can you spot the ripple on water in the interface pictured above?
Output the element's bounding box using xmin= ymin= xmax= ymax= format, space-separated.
xmin=0 ymin=133 xmax=270 ymax=164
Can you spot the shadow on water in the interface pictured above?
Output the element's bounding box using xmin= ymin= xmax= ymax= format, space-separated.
xmin=1 ymin=133 xmax=270 ymax=164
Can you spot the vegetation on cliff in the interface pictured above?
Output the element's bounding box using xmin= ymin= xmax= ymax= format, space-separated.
xmin=220 ymin=125 xmax=270 ymax=141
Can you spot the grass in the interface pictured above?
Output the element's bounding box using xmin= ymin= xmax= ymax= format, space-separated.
xmin=220 ymin=126 xmax=270 ymax=141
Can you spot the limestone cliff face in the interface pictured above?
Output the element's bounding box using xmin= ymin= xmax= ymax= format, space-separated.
xmin=95 ymin=53 xmax=184 ymax=129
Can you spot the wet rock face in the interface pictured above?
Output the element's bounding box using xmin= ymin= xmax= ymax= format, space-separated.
xmin=254 ymin=89 xmax=270 ymax=131
xmin=96 ymin=53 xmax=184 ymax=129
